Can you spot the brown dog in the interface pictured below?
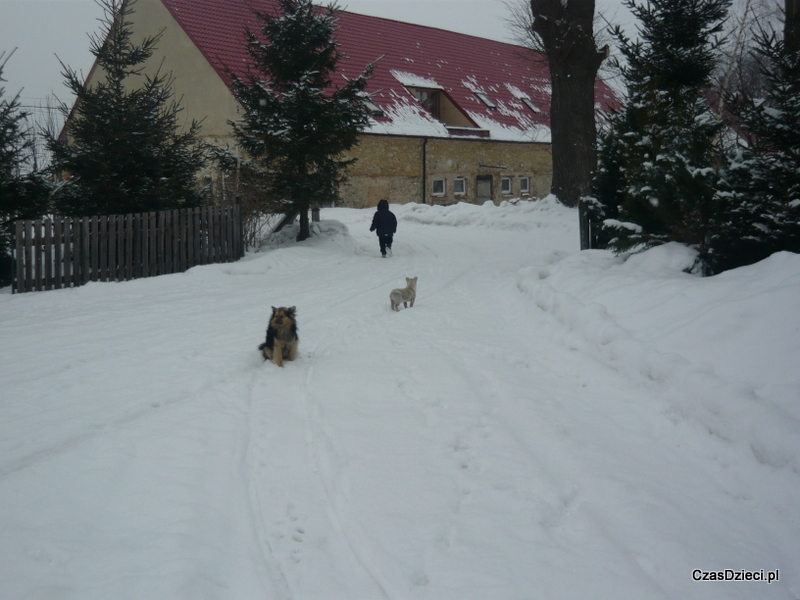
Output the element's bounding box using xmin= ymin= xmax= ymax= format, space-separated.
xmin=258 ymin=306 xmax=299 ymax=367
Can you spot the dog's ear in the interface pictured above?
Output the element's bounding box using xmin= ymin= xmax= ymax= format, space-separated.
xmin=271 ymin=306 xmax=277 ymax=313
xmin=288 ymin=306 xmax=296 ymax=316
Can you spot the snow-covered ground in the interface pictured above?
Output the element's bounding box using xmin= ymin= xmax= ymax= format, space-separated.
xmin=1 ymin=198 xmax=798 ymax=600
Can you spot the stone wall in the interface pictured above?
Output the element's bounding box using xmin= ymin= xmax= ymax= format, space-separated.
xmin=340 ymin=134 xmax=552 ymax=208
xmin=203 ymin=133 xmax=553 ymax=209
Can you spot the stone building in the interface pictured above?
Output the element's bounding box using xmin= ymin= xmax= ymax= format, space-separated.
xmin=80 ymin=0 xmax=618 ymax=208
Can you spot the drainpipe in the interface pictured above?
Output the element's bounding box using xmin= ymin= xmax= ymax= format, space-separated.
xmin=421 ymin=138 xmax=428 ymax=204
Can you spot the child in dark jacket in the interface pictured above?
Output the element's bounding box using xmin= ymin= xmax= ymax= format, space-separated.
xmin=369 ymin=199 xmax=397 ymax=257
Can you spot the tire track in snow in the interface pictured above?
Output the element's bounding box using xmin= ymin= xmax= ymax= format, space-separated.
xmin=244 ymin=275 xmax=396 ymax=598
xmin=238 ymin=216 xmax=513 ymax=596
xmin=273 ymin=224 xmax=499 ymax=596
xmin=239 ymin=216 xmax=411 ymax=596
xmin=299 ymin=360 xmax=393 ymax=600
xmin=294 ymin=278 xmax=397 ymax=597
xmin=0 ymin=362 xmax=253 ymax=480
xmin=242 ymin=367 xmax=295 ymax=600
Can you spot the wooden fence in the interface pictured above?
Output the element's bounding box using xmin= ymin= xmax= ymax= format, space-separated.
xmin=13 ymin=205 xmax=243 ymax=293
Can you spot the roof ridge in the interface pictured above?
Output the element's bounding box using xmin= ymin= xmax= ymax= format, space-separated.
xmin=336 ymin=8 xmax=521 ymax=49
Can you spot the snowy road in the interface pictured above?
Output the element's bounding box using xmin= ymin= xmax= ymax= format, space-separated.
xmin=1 ymin=201 xmax=798 ymax=599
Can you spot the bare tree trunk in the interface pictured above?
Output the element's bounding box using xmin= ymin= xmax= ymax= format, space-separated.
xmin=297 ymin=202 xmax=310 ymax=241
xmin=787 ymin=0 xmax=800 ymax=57
xmin=531 ymin=0 xmax=608 ymax=249
xmin=271 ymin=200 xmax=310 ymax=241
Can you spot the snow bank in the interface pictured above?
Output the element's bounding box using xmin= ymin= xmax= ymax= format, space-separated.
xmin=395 ymin=195 xmax=573 ymax=232
xmin=518 ymin=243 xmax=800 ymax=474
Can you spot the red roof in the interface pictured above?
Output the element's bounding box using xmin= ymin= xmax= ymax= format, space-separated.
xmin=161 ymin=0 xmax=617 ymax=141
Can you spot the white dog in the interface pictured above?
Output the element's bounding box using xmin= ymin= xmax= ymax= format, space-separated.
xmin=390 ymin=276 xmax=417 ymax=311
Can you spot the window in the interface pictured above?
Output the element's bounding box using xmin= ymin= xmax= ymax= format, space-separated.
xmin=432 ymin=179 xmax=446 ymax=196
xmin=414 ymin=89 xmax=441 ymax=120
xmin=454 ymin=177 xmax=466 ymax=196
xmin=406 ymin=86 xmax=476 ymax=128
xmin=520 ymin=177 xmax=530 ymax=195
xmin=501 ymin=176 xmax=512 ymax=195
xmin=475 ymin=91 xmax=497 ymax=109
xmin=361 ymin=94 xmax=384 ymax=117
xmin=521 ymin=98 xmax=541 ymax=114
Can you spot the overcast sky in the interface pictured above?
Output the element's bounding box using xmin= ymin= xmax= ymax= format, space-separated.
xmin=1 ymin=0 xmax=633 ymax=111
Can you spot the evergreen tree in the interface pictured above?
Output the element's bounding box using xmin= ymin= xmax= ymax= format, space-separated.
xmin=229 ymin=0 xmax=374 ymax=241
xmin=0 ymin=51 xmax=50 ymax=286
xmin=47 ymin=0 xmax=207 ymax=217
xmin=585 ymin=120 xmax=624 ymax=249
xmin=713 ymin=8 xmax=800 ymax=271
xmin=589 ymin=0 xmax=730 ymax=271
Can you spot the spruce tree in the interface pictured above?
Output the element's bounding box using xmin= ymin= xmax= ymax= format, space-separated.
xmin=1 ymin=52 xmax=50 ymax=285
xmin=589 ymin=0 xmax=730 ymax=270
xmin=47 ymin=0 xmax=207 ymax=217
xmin=229 ymin=0 xmax=373 ymax=241
xmin=713 ymin=10 xmax=800 ymax=271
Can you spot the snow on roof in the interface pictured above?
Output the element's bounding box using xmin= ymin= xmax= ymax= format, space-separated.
xmin=160 ymin=0 xmax=617 ymax=142
xmin=389 ymin=71 xmax=443 ymax=90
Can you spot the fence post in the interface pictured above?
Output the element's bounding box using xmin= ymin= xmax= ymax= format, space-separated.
xmin=14 ymin=220 xmax=25 ymax=293
xmin=108 ymin=215 xmax=117 ymax=282
xmin=94 ymin=215 xmax=101 ymax=282
xmin=65 ymin=218 xmax=76 ymax=288
xmin=235 ymin=197 xmax=244 ymax=257
xmin=186 ymin=209 xmax=195 ymax=269
xmin=210 ymin=207 xmax=218 ymax=263
xmin=227 ymin=206 xmax=234 ymax=261
xmin=81 ymin=217 xmax=90 ymax=285
xmin=25 ymin=220 xmax=35 ymax=291
xmin=70 ymin=217 xmax=81 ymax=288
xmin=34 ymin=219 xmax=44 ymax=291
xmin=201 ymin=207 xmax=207 ymax=264
xmin=53 ymin=217 xmax=63 ymax=289
xmin=221 ymin=206 xmax=230 ymax=262
xmin=176 ymin=210 xmax=188 ymax=273
xmin=123 ymin=214 xmax=132 ymax=281
xmin=148 ymin=212 xmax=156 ymax=276
xmin=43 ymin=220 xmax=53 ymax=291
xmin=171 ymin=210 xmax=179 ymax=274
xmin=161 ymin=210 xmax=168 ymax=274
xmin=137 ymin=212 xmax=144 ymax=279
